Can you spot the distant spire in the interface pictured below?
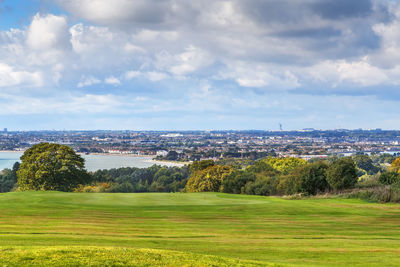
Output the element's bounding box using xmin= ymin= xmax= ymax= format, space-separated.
xmin=279 ymin=123 xmax=283 ymax=131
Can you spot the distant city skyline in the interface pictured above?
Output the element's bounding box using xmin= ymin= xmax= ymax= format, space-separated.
xmin=1 ymin=0 xmax=400 ymax=130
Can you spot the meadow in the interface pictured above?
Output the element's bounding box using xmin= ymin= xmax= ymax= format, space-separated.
xmin=0 ymin=192 xmax=400 ymax=266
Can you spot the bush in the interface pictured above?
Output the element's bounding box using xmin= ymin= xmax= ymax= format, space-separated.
xmin=74 ymin=182 xmax=113 ymax=193
xmin=379 ymin=171 xmax=400 ymax=185
xmin=0 ymin=162 xmax=19 ymax=192
xmin=326 ymin=157 xmax=357 ymax=191
xmin=222 ymin=171 xmax=256 ymax=194
xmin=279 ymin=161 xmax=329 ymax=195
xmin=265 ymin=157 xmax=307 ymax=174
xmin=356 ymin=174 xmax=380 ymax=188
xmin=347 ymin=185 xmax=400 ymax=203
xmin=243 ymin=176 xmax=279 ymax=196
xmin=185 ymin=165 xmax=234 ymax=192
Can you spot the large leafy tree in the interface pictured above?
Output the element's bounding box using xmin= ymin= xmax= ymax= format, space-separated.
xmin=353 ymin=154 xmax=380 ymax=175
xmin=326 ymin=157 xmax=357 ymax=191
xmin=265 ymin=157 xmax=307 ymax=174
xmin=290 ymin=161 xmax=329 ymax=195
xmin=17 ymin=143 xmax=90 ymax=191
xmin=390 ymin=158 xmax=400 ymax=174
xmin=186 ymin=161 xmax=233 ymax=192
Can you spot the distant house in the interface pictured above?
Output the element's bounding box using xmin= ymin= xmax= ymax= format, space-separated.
xmin=156 ymin=150 xmax=168 ymax=157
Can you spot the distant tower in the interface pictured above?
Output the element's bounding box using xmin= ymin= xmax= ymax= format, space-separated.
xmin=3 ymin=128 xmax=7 ymax=132
xmin=279 ymin=123 xmax=283 ymax=131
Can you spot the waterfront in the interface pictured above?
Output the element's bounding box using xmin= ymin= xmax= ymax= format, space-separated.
xmin=0 ymin=152 xmax=184 ymax=172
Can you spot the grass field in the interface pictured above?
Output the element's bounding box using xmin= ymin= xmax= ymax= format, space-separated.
xmin=0 ymin=192 xmax=400 ymax=266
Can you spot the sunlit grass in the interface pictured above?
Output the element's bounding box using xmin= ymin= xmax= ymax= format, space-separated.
xmin=0 ymin=192 xmax=400 ymax=266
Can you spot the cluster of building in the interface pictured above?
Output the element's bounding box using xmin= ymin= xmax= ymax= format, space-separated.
xmin=0 ymin=129 xmax=399 ymax=161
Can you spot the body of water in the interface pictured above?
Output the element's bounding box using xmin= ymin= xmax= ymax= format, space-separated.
xmin=0 ymin=152 xmax=184 ymax=172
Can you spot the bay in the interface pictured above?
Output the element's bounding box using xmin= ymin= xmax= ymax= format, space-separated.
xmin=0 ymin=151 xmax=184 ymax=172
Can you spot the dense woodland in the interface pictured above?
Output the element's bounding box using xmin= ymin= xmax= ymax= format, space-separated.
xmin=1 ymin=149 xmax=400 ymax=202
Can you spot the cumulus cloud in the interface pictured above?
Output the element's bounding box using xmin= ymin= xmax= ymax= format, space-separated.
xmin=307 ymin=59 xmax=388 ymax=87
xmin=104 ymin=76 xmax=121 ymax=86
xmin=0 ymin=63 xmax=43 ymax=88
xmin=77 ymin=76 xmax=101 ymax=88
xmin=2 ymin=1 xmax=400 ymax=129
xmin=58 ymin=0 xmax=175 ymax=26
xmin=155 ymin=46 xmax=214 ymax=76
xmin=124 ymin=70 xmax=169 ymax=82
xmin=26 ymin=13 xmax=69 ymax=50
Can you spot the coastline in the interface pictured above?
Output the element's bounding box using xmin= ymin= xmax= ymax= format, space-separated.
xmin=0 ymin=151 xmax=188 ymax=167
xmin=79 ymin=153 xmax=155 ymax=158
xmin=145 ymin=159 xmax=188 ymax=167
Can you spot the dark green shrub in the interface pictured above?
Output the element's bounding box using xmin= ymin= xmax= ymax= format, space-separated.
xmin=326 ymin=157 xmax=358 ymax=191
xmin=379 ymin=171 xmax=400 ymax=185
xmin=222 ymin=171 xmax=256 ymax=194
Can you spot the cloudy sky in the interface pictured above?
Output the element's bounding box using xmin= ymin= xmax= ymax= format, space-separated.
xmin=1 ymin=0 xmax=400 ymax=130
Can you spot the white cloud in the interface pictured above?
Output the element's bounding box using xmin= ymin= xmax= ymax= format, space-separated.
xmin=156 ymin=46 xmax=214 ymax=76
xmin=124 ymin=71 xmax=141 ymax=80
xmin=308 ymin=59 xmax=388 ymax=87
xmin=218 ymin=62 xmax=300 ymax=89
xmin=124 ymin=43 xmax=145 ymax=53
xmin=26 ymin=13 xmax=70 ymax=50
xmin=57 ymin=0 xmax=173 ymax=26
xmin=0 ymin=63 xmax=43 ymax=88
xmin=69 ymin=23 xmax=114 ymax=54
xmin=371 ymin=5 xmax=400 ymax=68
xmin=77 ymin=75 xmax=101 ymax=88
xmin=124 ymin=70 xmax=168 ymax=82
xmin=104 ymin=76 xmax=121 ymax=85
xmin=146 ymin=71 xmax=168 ymax=81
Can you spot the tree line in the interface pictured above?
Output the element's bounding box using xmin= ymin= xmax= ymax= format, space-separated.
xmin=1 ymin=143 xmax=400 ymax=200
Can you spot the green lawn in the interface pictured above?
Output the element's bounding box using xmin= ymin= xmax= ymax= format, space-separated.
xmin=0 ymin=192 xmax=399 ymax=266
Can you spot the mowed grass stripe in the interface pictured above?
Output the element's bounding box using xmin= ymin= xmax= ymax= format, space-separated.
xmin=0 ymin=246 xmax=273 ymax=267
xmin=0 ymin=192 xmax=400 ymax=266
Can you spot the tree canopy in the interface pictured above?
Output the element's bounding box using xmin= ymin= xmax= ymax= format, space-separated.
xmin=186 ymin=162 xmax=233 ymax=192
xmin=17 ymin=143 xmax=90 ymax=191
xmin=326 ymin=157 xmax=357 ymax=191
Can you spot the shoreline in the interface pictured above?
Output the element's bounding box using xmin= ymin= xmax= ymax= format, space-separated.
xmin=0 ymin=150 xmax=25 ymax=153
xmin=79 ymin=153 xmax=155 ymax=158
xmin=145 ymin=159 xmax=188 ymax=167
xmin=0 ymin=151 xmax=187 ymax=169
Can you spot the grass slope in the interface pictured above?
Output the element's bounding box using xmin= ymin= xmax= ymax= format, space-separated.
xmin=0 ymin=192 xmax=400 ymax=266
xmin=0 ymin=247 xmax=269 ymax=266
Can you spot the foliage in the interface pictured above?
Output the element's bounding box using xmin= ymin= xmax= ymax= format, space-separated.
xmin=189 ymin=160 xmax=215 ymax=172
xmin=390 ymin=157 xmax=400 ymax=174
xmin=372 ymin=153 xmax=395 ymax=164
xmin=17 ymin=143 xmax=90 ymax=191
xmin=378 ymin=171 xmax=400 ymax=185
xmin=186 ymin=163 xmax=233 ymax=192
xmin=326 ymin=157 xmax=358 ymax=191
xmin=265 ymin=157 xmax=307 ymax=174
xmin=347 ymin=185 xmax=400 ymax=203
xmin=279 ymin=161 xmax=329 ymax=195
xmin=353 ymin=154 xmax=380 ymax=175
xmin=243 ymin=175 xmax=279 ymax=196
xmin=165 ymin=150 xmax=179 ymax=161
xmin=246 ymin=160 xmax=278 ymax=175
xmin=74 ymin=182 xmax=114 ymax=193
xmin=0 ymin=162 xmax=19 ymax=192
xmin=222 ymin=170 xmax=256 ymax=194
xmin=91 ymin=165 xmax=190 ymax=193
xmin=355 ymin=174 xmax=380 ymax=188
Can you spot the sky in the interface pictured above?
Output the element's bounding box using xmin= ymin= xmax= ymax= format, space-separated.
xmin=1 ymin=0 xmax=400 ymax=130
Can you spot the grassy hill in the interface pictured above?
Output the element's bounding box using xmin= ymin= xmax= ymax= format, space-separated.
xmin=0 ymin=192 xmax=400 ymax=266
